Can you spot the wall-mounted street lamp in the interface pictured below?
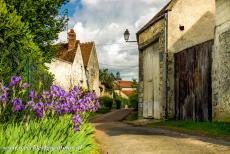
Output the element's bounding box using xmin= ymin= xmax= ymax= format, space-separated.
xmin=123 ymin=29 xmax=137 ymax=42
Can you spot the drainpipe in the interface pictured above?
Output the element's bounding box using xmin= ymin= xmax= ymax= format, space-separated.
xmin=164 ymin=11 xmax=169 ymax=119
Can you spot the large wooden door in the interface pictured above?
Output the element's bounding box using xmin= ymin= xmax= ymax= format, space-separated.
xmin=143 ymin=42 xmax=160 ymax=118
xmin=174 ymin=40 xmax=213 ymax=121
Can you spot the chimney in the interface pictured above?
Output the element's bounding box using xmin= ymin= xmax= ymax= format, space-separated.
xmin=68 ymin=29 xmax=76 ymax=49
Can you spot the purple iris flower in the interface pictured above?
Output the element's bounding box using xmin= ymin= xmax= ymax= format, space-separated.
xmin=73 ymin=126 xmax=80 ymax=132
xmin=1 ymin=86 xmax=8 ymax=92
xmin=21 ymin=83 xmax=30 ymax=89
xmin=36 ymin=109 xmax=43 ymax=118
xmin=9 ymin=76 xmax=21 ymax=87
xmin=72 ymin=114 xmax=81 ymax=125
xmin=27 ymin=100 xmax=34 ymax=106
xmin=29 ymin=90 xmax=36 ymax=99
xmin=0 ymin=92 xmax=8 ymax=101
xmin=12 ymin=98 xmax=23 ymax=111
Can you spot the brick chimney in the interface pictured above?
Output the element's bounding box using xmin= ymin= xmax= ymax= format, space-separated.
xmin=68 ymin=29 xmax=76 ymax=49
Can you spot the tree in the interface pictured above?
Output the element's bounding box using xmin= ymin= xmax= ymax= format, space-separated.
xmin=0 ymin=0 xmax=53 ymax=89
xmin=99 ymin=69 xmax=116 ymax=92
xmin=4 ymin=0 xmax=69 ymax=62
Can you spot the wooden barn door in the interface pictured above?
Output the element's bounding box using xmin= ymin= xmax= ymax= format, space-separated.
xmin=143 ymin=42 xmax=160 ymax=118
xmin=174 ymin=40 xmax=213 ymax=121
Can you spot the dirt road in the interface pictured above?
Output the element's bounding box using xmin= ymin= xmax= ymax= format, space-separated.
xmin=92 ymin=110 xmax=230 ymax=154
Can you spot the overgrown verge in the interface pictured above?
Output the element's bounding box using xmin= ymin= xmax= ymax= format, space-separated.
xmin=146 ymin=120 xmax=230 ymax=139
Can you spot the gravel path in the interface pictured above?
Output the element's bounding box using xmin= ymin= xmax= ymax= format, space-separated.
xmin=91 ymin=110 xmax=230 ymax=154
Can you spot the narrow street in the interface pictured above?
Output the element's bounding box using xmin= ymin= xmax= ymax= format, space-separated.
xmin=91 ymin=110 xmax=230 ymax=154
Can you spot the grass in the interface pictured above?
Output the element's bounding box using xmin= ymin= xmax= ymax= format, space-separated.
xmin=147 ymin=120 xmax=230 ymax=138
xmin=0 ymin=115 xmax=99 ymax=154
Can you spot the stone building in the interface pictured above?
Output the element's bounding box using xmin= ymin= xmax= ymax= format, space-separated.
xmin=46 ymin=29 xmax=100 ymax=95
xmin=46 ymin=29 xmax=88 ymax=90
xmin=212 ymin=0 xmax=230 ymax=122
xmin=137 ymin=0 xmax=215 ymax=120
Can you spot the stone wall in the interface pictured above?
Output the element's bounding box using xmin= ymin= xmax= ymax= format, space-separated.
xmin=212 ymin=0 xmax=230 ymax=122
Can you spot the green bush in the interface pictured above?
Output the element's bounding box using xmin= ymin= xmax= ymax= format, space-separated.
xmin=114 ymin=99 xmax=121 ymax=109
xmin=129 ymin=92 xmax=138 ymax=110
xmin=99 ymin=96 xmax=113 ymax=110
xmin=0 ymin=115 xmax=98 ymax=154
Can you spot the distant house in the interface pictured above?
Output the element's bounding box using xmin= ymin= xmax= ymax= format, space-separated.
xmin=46 ymin=29 xmax=99 ymax=95
xmin=137 ymin=0 xmax=215 ymax=120
xmin=114 ymin=81 xmax=136 ymax=99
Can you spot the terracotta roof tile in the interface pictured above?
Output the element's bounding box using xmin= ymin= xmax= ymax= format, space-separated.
xmin=115 ymin=81 xmax=134 ymax=89
xmin=121 ymin=90 xmax=134 ymax=97
xmin=80 ymin=42 xmax=94 ymax=67
xmin=56 ymin=41 xmax=80 ymax=63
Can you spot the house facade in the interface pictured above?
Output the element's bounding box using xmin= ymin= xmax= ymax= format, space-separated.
xmin=46 ymin=29 xmax=100 ymax=95
xmin=137 ymin=0 xmax=215 ymax=120
xmin=114 ymin=81 xmax=136 ymax=99
xmin=46 ymin=29 xmax=88 ymax=90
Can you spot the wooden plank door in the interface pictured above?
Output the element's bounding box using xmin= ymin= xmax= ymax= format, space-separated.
xmin=143 ymin=42 xmax=159 ymax=118
xmin=174 ymin=40 xmax=213 ymax=121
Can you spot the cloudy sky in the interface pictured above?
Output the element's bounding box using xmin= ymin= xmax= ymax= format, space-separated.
xmin=58 ymin=0 xmax=170 ymax=80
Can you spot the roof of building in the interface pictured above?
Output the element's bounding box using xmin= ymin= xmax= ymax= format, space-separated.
xmin=137 ymin=0 xmax=178 ymax=35
xmin=114 ymin=81 xmax=134 ymax=89
xmin=80 ymin=42 xmax=94 ymax=67
xmin=56 ymin=41 xmax=95 ymax=65
xmin=56 ymin=41 xmax=80 ymax=63
xmin=121 ymin=90 xmax=134 ymax=97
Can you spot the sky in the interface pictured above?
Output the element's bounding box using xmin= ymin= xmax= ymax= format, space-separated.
xmin=58 ymin=0 xmax=170 ymax=81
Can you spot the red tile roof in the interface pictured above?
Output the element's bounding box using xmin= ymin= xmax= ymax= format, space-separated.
xmin=115 ymin=81 xmax=133 ymax=88
xmin=121 ymin=90 xmax=134 ymax=97
xmin=80 ymin=42 xmax=94 ymax=67
xmin=56 ymin=40 xmax=80 ymax=63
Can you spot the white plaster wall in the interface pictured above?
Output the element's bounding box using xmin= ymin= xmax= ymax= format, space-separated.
xmin=72 ymin=46 xmax=88 ymax=89
xmin=121 ymin=88 xmax=136 ymax=91
xmin=46 ymin=59 xmax=72 ymax=91
xmin=168 ymin=0 xmax=215 ymax=53
xmin=46 ymin=45 xmax=88 ymax=91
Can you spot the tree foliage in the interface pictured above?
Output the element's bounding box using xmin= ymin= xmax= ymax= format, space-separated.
xmin=4 ymin=0 xmax=69 ymax=62
xmin=0 ymin=0 xmax=53 ymax=90
xmin=99 ymin=69 xmax=116 ymax=92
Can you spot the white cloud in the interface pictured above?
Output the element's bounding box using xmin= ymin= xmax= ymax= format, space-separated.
xmin=58 ymin=0 xmax=170 ymax=80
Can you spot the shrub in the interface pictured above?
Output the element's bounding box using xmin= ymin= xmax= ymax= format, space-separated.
xmin=114 ymin=99 xmax=121 ymax=109
xmin=99 ymin=96 xmax=113 ymax=110
xmin=129 ymin=92 xmax=138 ymax=110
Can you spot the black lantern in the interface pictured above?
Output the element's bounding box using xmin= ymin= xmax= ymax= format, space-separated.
xmin=124 ymin=29 xmax=130 ymax=42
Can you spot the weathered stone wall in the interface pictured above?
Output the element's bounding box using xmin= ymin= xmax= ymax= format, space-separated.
xmin=87 ymin=45 xmax=100 ymax=96
xmin=137 ymin=18 xmax=166 ymax=119
xmin=212 ymin=0 xmax=230 ymax=122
